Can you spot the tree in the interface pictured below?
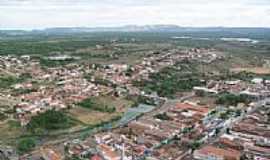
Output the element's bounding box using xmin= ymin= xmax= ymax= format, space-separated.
xmin=216 ymin=93 xmax=250 ymax=106
xmin=235 ymin=110 xmax=242 ymax=117
xmin=0 ymin=112 xmax=7 ymax=121
xmin=27 ymin=110 xmax=71 ymax=134
xmin=154 ymin=113 xmax=172 ymax=121
xmin=77 ymin=98 xmax=116 ymax=113
xmin=17 ymin=138 xmax=36 ymax=154
xmin=195 ymin=90 xmax=205 ymax=97
xmin=215 ymin=128 xmax=220 ymax=135
xmin=226 ymin=128 xmax=230 ymax=134
xmin=189 ymin=141 xmax=201 ymax=151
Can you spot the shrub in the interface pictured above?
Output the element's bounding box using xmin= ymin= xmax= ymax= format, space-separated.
xmin=154 ymin=113 xmax=172 ymax=121
xmin=77 ymin=98 xmax=116 ymax=113
xmin=216 ymin=93 xmax=251 ymax=106
xmin=17 ymin=138 xmax=36 ymax=154
xmin=27 ymin=110 xmax=71 ymax=134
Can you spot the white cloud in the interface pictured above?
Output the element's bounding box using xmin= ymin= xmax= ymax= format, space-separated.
xmin=0 ymin=0 xmax=270 ymax=29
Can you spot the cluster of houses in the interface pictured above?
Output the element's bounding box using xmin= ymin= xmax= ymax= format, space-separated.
xmin=194 ymin=78 xmax=270 ymax=99
xmin=194 ymin=104 xmax=270 ymax=160
xmin=57 ymin=75 xmax=270 ymax=160
xmin=63 ymin=96 xmax=262 ymax=160
xmin=63 ymin=101 xmax=215 ymax=160
xmin=14 ymin=65 xmax=114 ymax=125
xmin=0 ymin=47 xmax=222 ymax=126
xmin=0 ymin=48 xmax=231 ymax=160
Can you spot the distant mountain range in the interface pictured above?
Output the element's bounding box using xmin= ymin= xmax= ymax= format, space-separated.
xmin=1 ymin=25 xmax=270 ymax=39
xmin=39 ymin=25 xmax=270 ymax=33
xmin=0 ymin=25 xmax=269 ymax=33
xmin=41 ymin=25 xmax=186 ymax=33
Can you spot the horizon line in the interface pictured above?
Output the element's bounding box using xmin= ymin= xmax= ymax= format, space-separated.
xmin=1 ymin=24 xmax=270 ymax=31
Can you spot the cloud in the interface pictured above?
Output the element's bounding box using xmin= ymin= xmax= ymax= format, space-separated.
xmin=0 ymin=0 xmax=270 ymax=29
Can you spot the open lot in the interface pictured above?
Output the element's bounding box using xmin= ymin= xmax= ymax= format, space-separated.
xmin=230 ymin=67 xmax=270 ymax=74
xmin=68 ymin=96 xmax=133 ymax=125
xmin=186 ymin=95 xmax=217 ymax=109
xmin=0 ymin=120 xmax=22 ymax=144
xmin=68 ymin=108 xmax=118 ymax=125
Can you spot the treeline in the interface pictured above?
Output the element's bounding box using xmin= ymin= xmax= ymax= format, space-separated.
xmin=154 ymin=113 xmax=172 ymax=121
xmin=39 ymin=58 xmax=74 ymax=68
xmin=77 ymin=98 xmax=116 ymax=113
xmin=0 ymin=73 xmax=31 ymax=89
xmin=221 ymin=71 xmax=270 ymax=82
xmin=216 ymin=93 xmax=251 ymax=106
xmin=0 ymin=39 xmax=101 ymax=56
xmin=27 ymin=110 xmax=73 ymax=134
xmin=17 ymin=138 xmax=36 ymax=154
xmin=134 ymin=63 xmax=203 ymax=98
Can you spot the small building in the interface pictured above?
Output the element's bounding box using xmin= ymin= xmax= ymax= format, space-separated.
xmin=252 ymin=78 xmax=263 ymax=84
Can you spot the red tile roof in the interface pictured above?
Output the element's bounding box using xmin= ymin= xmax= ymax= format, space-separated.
xmin=195 ymin=145 xmax=241 ymax=160
xmin=91 ymin=154 xmax=102 ymax=160
xmin=174 ymin=103 xmax=209 ymax=115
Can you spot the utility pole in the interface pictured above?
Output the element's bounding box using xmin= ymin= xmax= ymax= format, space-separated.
xmin=121 ymin=135 xmax=125 ymax=160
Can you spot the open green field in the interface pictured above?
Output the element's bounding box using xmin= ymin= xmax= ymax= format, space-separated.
xmin=69 ymin=96 xmax=134 ymax=125
xmin=0 ymin=31 xmax=270 ymax=68
xmin=0 ymin=120 xmax=22 ymax=144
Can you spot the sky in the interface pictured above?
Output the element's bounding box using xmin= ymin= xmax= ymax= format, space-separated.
xmin=0 ymin=0 xmax=270 ymax=29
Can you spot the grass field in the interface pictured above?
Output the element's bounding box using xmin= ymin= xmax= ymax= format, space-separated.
xmin=0 ymin=120 xmax=22 ymax=144
xmin=68 ymin=96 xmax=133 ymax=125
xmin=230 ymin=67 xmax=270 ymax=75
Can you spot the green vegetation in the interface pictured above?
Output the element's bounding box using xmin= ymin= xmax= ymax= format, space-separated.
xmin=12 ymin=88 xmax=37 ymax=96
xmin=67 ymin=156 xmax=82 ymax=160
xmin=182 ymin=127 xmax=193 ymax=134
xmin=17 ymin=137 xmax=36 ymax=154
xmin=219 ymin=111 xmax=231 ymax=120
xmin=219 ymin=109 xmax=241 ymax=119
xmin=235 ymin=109 xmax=242 ymax=117
xmin=90 ymin=115 xmax=122 ymax=129
xmin=84 ymin=74 xmax=117 ymax=88
xmin=216 ymin=93 xmax=251 ymax=106
xmin=136 ymin=95 xmax=156 ymax=106
xmin=40 ymin=58 xmax=75 ymax=68
xmin=225 ymin=71 xmax=256 ymax=81
xmin=0 ymin=29 xmax=269 ymax=156
xmin=124 ymin=66 xmax=134 ymax=77
xmin=135 ymin=63 xmax=203 ymax=97
xmin=0 ymin=76 xmax=21 ymax=89
xmin=0 ymin=112 xmax=7 ymax=121
xmin=223 ymin=71 xmax=270 ymax=81
xmin=27 ymin=110 xmax=73 ymax=134
xmin=188 ymin=140 xmax=202 ymax=151
xmin=0 ymin=30 xmax=270 ymax=61
xmin=218 ymin=109 xmax=243 ymax=120
xmin=154 ymin=113 xmax=172 ymax=121
xmin=77 ymin=98 xmax=116 ymax=113
xmin=19 ymin=73 xmax=32 ymax=80
xmin=208 ymin=110 xmax=217 ymax=116
xmin=92 ymin=78 xmax=116 ymax=88
xmin=0 ymin=38 xmax=103 ymax=56
xmin=0 ymin=73 xmax=32 ymax=89
xmin=8 ymin=120 xmax=21 ymax=129
xmin=83 ymin=73 xmax=94 ymax=81
xmin=3 ymin=107 xmax=16 ymax=114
